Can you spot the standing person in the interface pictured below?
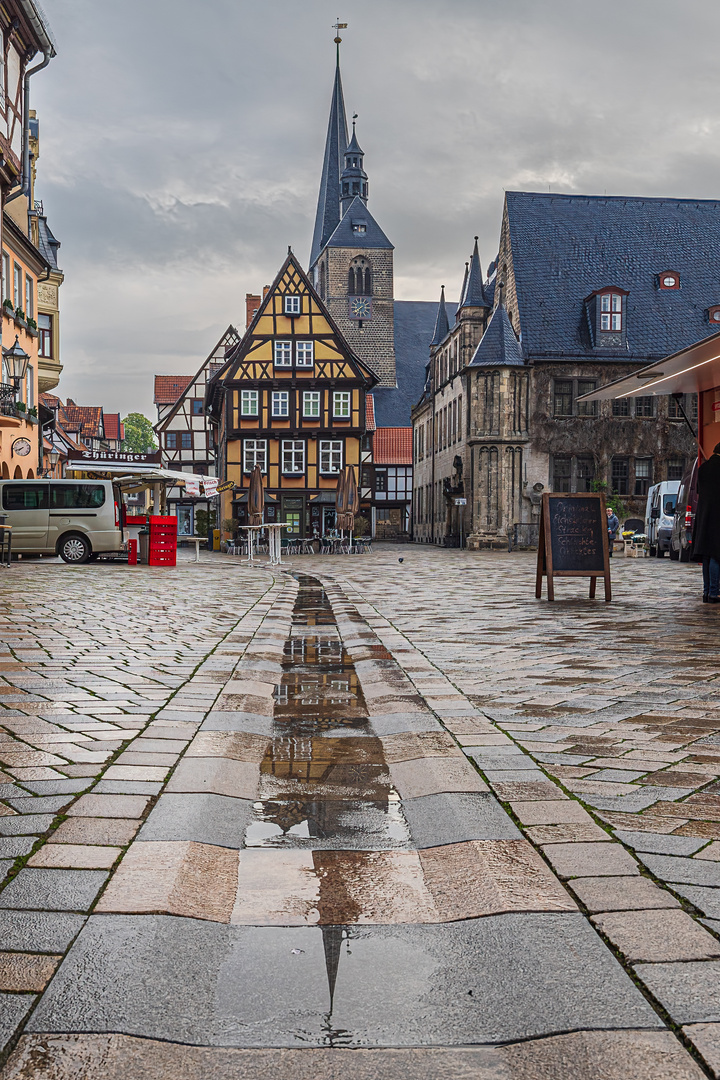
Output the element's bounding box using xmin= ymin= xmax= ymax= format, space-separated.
xmin=606 ymin=506 xmax=620 ymax=558
xmin=692 ymin=443 xmax=720 ymax=603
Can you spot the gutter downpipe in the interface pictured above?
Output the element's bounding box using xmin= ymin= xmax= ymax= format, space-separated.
xmin=6 ymin=49 xmax=51 ymax=212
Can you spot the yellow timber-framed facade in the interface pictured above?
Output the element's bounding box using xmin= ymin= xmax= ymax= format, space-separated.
xmin=207 ymin=252 xmax=377 ymax=538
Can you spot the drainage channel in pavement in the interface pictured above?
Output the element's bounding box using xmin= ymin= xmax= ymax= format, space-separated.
xmin=0 ymin=574 xmax=707 ymax=1079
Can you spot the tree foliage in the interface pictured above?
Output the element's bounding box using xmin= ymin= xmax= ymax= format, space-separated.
xmin=121 ymin=413 xmax=157 ymax=453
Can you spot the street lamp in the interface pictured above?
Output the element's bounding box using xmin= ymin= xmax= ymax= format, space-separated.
xmin=2 ymin=336 xmax=29 ymax=390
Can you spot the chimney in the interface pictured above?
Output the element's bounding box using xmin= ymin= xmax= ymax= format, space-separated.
xmin=262 ymin=284 xmax=271 ymax=299
xmin=245 ymin=293 xmax=261 ymax=329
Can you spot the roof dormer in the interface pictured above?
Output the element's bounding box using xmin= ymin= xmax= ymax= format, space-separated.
xmin=584 ymin=286 xmax=629 ymax=349
xmin=657 ymin=270 xmax=680 ymax=290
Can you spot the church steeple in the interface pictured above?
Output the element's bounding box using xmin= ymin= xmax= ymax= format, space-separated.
xmin=431 ymin=286 xmax=449 ymax=348
xmin=340 ymin=119 xmax=368 ymax=215
xmin=309 ymin=48 xmax=349 ymax=269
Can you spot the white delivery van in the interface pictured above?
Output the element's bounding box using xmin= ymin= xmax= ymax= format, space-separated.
xmin=645 ymin=481 xmax=680 ymax=557
xmin=0 ymin=479 xmax=123 ymax=563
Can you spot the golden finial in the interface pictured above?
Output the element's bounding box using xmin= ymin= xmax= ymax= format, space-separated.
xmin=332 ymin=18 xmax=347 ymax=45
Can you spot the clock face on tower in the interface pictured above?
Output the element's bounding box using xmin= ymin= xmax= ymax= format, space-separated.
xmin=349 ymin=296 xmax=372 ymax=320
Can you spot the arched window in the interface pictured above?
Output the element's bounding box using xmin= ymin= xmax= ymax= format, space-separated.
xmin=320 ymin=262 xmax=326 ymax=300
xmin=348 ymin=257 xmax=372 ymax=296
xmin=348 ymin=266 xmax=356 ymax=294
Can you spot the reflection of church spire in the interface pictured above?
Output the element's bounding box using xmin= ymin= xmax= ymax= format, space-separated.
xmin=322 ymin=925 xmax=344 ymax=1012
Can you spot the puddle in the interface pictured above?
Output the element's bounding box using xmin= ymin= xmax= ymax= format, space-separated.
xmin=248 ymin=576 xmax=409 ymax=850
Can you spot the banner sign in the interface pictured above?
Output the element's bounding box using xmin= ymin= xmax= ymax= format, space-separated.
xmin=184 ymin=479 xmax=200 ymax=497
xmin=203 ymin=478 xmax=219 ymax=498
xmin=74 ymin=450 xmax=163 ymax=465
xmin=216 ymin=480 xmax=235 ymax=493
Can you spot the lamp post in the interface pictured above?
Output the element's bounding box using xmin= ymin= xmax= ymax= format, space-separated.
xmin=3 ymin=335 xmax=30 ymax=392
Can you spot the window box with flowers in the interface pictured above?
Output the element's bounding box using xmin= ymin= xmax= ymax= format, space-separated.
xmin=26 ymin=317 xmax=37 ymax=338
xmin=27 ymin=406 xmax=38 ymax=424
xmin=2 ymin=298 xmax=14 ymax=317
xmin=14 ymin=307 xmax=26 ymax=328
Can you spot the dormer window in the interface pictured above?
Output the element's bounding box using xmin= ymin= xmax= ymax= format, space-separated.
xmin=709 ymin=305 xmax=720 ymax=325
xmin=284 ymin=295 xmax=301 ymax=315
xmin=658 ymin=271 xmax=680 ymax=290
xmin=600 ymin=292 xmax=623 ymax=331
xmin=352 ymin=221 xmax=367 ymax=234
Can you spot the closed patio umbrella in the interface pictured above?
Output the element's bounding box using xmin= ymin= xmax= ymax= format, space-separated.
xmin=344 ymin=465 xmax=358 ymax=535
xmin=248 ymin=465 xmax=264 ymax=527
xmin=335 ymin=468 xmax=347 ymax=531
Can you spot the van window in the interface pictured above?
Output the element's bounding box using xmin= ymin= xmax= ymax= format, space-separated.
xmin=2 ymin=484 xmax=48 ymax=510
xmin=663 ymin=496 xmax=677 ymax=515
xmin=50 ymin=484 xmax=106 ymax=510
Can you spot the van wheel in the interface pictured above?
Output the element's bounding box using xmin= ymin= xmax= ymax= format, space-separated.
xmin=680 ymin=545 xmax=691 ymax=563
xmin=59 ymin=534 xmax=91 ymax=564
xmin=649 ymin=545 xmax=657 ymax=557
xmin=669 ymin=545 xmax=680 ymax=561
xmin=655 ymin=547 xmax=665 ymax=558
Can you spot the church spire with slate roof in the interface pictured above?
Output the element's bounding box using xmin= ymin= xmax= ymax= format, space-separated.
xmin=340 ymin=119 xmax=368 ymax=215
xmin=457 ymin=261 xmax=469 ymax=316
xmin=430 ymin=285 xmax=449 ymax=349
xmin=459 ymin=236 xmax=489 ymax=310
xmin=309 ymin=48 xmax=349 ymax=269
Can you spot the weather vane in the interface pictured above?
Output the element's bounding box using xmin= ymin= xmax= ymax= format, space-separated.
xmin=333 ymin=18 xmax=347 ymax=45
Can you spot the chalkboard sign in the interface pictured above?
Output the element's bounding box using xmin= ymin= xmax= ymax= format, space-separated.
xmin=536 ymin=493 xmax=611 ymax=601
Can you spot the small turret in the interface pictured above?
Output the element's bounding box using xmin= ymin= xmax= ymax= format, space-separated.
xmin=340 ymin=120 xmax=369 ymax=216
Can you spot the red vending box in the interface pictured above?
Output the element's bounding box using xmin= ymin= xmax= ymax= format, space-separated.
xmin=148 ymin=515 xmax=177 ymax=567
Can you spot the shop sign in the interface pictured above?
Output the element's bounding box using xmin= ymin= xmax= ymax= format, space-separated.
xmin=75 ymin=450 xmax=163 ymax=464
xmin=216 ymin=480 xmax=235 ymax=493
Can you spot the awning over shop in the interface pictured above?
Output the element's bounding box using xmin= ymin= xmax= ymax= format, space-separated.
xmin=308 ymin=491 xmax=338 ymax=504
xmin=578 ymin=331 xmax=720 ymax=402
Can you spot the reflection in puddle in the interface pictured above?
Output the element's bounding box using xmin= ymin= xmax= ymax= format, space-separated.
xmin=246 ymin=575 xmax=413 ymax=1022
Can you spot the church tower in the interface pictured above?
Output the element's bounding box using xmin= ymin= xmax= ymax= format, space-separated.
xmin=309 ymin=41 xmax=396 ymax=388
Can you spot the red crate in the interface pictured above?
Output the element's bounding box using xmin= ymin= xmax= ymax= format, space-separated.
xmin=148 ymin=549 xmax=176 ymax=567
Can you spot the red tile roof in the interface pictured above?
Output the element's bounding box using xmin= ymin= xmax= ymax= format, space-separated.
xmin=373 ymin=427 xmax=412 ymax=465
xmin=365 ymin=394 xmax=376 ymax=431
xmin=103 ymin=413 xmax=123 ymax=441
xmin=63 ymin=404 xmax=104 ymax=439
xmin=154 ymin=375 xmax=193 ymax=405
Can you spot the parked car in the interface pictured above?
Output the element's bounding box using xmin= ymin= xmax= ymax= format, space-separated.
xmin=670 ymin=460 xmax=699 ymax=562
xmin=645 ymin=481 xmax=680 ymax=557
xmin=0 ymin=479 xmax=123 ymax=563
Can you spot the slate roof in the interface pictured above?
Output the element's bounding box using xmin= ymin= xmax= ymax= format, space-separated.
xmin=374 ymin=428 xmax=412 ymax=465
xmin=506 ymin=191 xmax=720 ymax=361
xmin=469 ymin=304 xmax=525 ymax=368
xmin=459 ymin=237 xmax=490 ymax=309
xmin=309 ymin=58 xmax=348 ymax=268
xmin=37 ymin=216 xmax=60 ymax=270
xmin=430 ymin=287 xmax=450 ymax=346
xmin=154 ymin=375 xmax=193 ymax=405
xmin=324 ymin=196 xmax=393 ymax=250
xmin=372 ymin=300 xmax=456 ymax=427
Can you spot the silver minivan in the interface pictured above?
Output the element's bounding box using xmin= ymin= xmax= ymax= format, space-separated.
xmin=0 ymin=479 xmax=123 ymax=563
xmin=645 ymin=480 xmax=680 ymax=558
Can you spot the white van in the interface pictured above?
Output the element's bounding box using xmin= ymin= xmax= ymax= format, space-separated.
xmin=0 ymin=479 xmax=124 ymax=563
xmin=645 ymin=480 xmax=680 ymax=558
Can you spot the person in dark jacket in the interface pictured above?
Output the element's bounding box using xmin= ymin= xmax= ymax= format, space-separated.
xmin=606 ymin=507 xmax=620 ymax=557
xmin=693 ymin=442 xmax=720 ymax=603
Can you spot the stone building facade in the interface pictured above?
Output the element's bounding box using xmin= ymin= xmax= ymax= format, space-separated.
xmin=414 ymin=192 xmax=702 ymax=546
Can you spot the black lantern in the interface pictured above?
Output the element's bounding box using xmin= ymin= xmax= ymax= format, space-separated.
xmin=3 ymin=335 xmax=29 ymax=390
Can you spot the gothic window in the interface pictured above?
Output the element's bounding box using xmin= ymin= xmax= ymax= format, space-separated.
xmin=348 ymin=258 xmax=372 ymax=296
xmin=320 ymin=262 xmax=326 ymax=300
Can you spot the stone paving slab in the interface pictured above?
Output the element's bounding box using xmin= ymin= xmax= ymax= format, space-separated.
xmin=1 ymin=1029 xmax=707 ymax=1080
xmin=639 ymin=853 xmax=720 ymax=886
xmin=0 ymin=994 xmax=36 ymax=1053
xmin=568 ymin=875 xmax=681 ymax=913
xmin=613 ymin=829 xmax=708 ymax=856
xmin=636 ymin=960 xmax=720 ymax=1023
xmin=0 ymin=910 xmax=85 ymax=952
xmin=139 ymin=793 xmax=255 ymax=848
xmin=0 ymin=868 xmax=109 ymax=911
xmin=401 ymin=792 xmax=521 ymax=848
xmin=592 ymin=908 xmax=720 ymax=962
xmin=670 ymin=884 xmax=720 ymax=919
xmin=26 ymin=912 xmax=661 ymax=1047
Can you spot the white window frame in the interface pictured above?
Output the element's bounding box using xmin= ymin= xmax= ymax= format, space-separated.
xmin=284 ymin=295 xmax=301 ymax=315
xmin=281 ymin=439 xmax=305 ymax=474
xmin=296 ymin=341 xmax=314 ymax=367
xmin=600 ymin=293 xmax=622 ymax=331
xmin=303 ymin=390 xmax=320 ymax=418
xmin=241 ymin=389 xmax=259 ymax=416
xmin=333 ymin=391 xmax=351 ymax=418
xmin=25 ymin=275 xmax=33 ymax=319
xmin=274 ymin=340 xmax=292 ymax=367
xmin=2 ymin=252 xmax=9 ymax=303
xmin=320 ymin=439 xmax=343 ymax=474
xmin=13 ymin=263 xmax=21 ymax=309
xmin=272 ymin=390 xmax=289 ymax=418
xmin=243 ymin=438 xmax=267 ymax=473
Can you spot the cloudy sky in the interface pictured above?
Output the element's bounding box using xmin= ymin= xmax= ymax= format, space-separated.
xmin=31 ymin=0 xmax=720 ymax=419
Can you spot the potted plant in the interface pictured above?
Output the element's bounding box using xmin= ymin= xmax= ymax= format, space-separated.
xmin=2 ymin=298 xmax=14 ymax=316
xmin=26 ymin=317 xmax=37 ymax=334
xmin=27 ymin=405 xmax=37 ymax=423
xmin=14 ymin=307 xmax=26 ymax=326
xmin=15 ymin=400 xmax=26 ymax=413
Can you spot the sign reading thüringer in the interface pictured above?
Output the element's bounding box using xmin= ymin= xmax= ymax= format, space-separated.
xmin=535 ymin=492 xmax=611 ymax=602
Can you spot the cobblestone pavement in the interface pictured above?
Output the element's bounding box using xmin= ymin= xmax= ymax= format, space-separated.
xmin=0 ymin=547 xmax=717 ymax=1077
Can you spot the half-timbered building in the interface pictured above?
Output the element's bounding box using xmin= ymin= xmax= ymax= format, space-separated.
xmin=206 ymin=252 xmax=376 ymax=539
xmin=154 ymin=326 xmax=240 ymax=535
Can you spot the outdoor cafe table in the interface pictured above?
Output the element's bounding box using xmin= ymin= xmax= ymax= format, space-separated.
xmin=186 ymin=536 xmax=208 ymax=563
